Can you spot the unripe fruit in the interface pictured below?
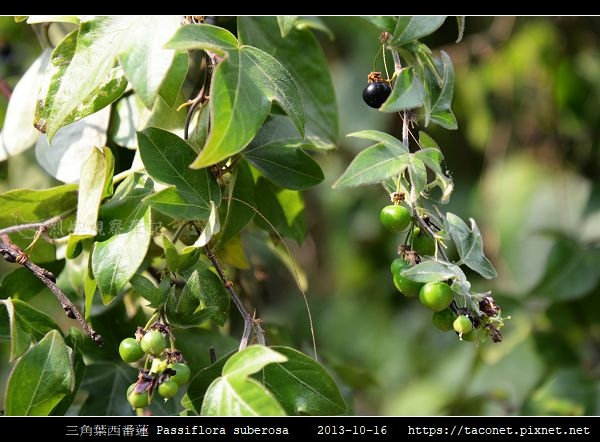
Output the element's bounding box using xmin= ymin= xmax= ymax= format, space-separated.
xmin=419 ymin=282 xmax=454 ymax=312
xmin=168 ymin=362 xmax=191 ymax=386
xmin=453 ymin=315 xmax=473 ymax=335
xmin=432 ymin=309 xmax=456 ymax=332
xmin=158 ymin=380 xmax=179 ymax=399
xmin=391 ymin=258 xmax=423 ymax=297
xmin=127 ymin=390 xmax=149 ymax=409
xmin=140 ymin=331 xmax=166 ymax=356
xmin=119 ymin=338 xmax=145 ymax=363
xmin=380 ymin=205 xmax=411 ymax=233
xmin=412 ymin=227 xmax=436 ymax=256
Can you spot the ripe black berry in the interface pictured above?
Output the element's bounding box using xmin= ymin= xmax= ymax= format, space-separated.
xmin=362 ymin=81 xmax=391 ymax=108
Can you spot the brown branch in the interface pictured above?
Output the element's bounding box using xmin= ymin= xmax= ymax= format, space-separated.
xmin=0 ymin=208 xmax=75 ymax=236
xmin=204 ymin=246 xmax=265 ymax=350
xmin=0 ymin=237 xmax=103 ymax=346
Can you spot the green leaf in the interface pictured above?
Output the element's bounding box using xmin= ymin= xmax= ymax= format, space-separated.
xmin=138 ymin=127 xmax=221 ymax=221
xmin=166 ymin=268 xmax=229 ymax=328
xmin=416 ymin=132 xmax=453 ymax=203
xmin=238 ymin=16 xmax=338 ymax=149
xmin=5 ymin=330 xmax=73 ymax=416
xmin=50 ymin=328 xmax=86 ymax=415
xmin=117 ymin=16 xmax=180 ymax=108
xmin=187 ymin=351 xmax=235 ymax=413
xmin=219 ymin=160 xmax=256 ymax=246
xmin=36 ymin=30 xmax=127 ymax=133
xmin=359 ymin=16 xmax=397 ymax=33
xmin=406 ymin=154 xmax=427 ymax=204
xmin=276 ymin=16 xmax=298 ymax=37
xmin=401 ymin=260 xmax=465 ymax=283
xmin=380 ymin=67 xmax=425 ymax=112
xmin=159 ymin=51 xmax=189 ymax=108
xmin=245 ymin=140 xmax=323 ymax=190
xmin=78 ymin=362 xmax=137 ymax=416
xmin=91 ymin=204 xmax=152 ymax=304
xmin=183 ymin=201 xmax=221 ymax=251
xmin=292 ymin=17 xmax=334 ymax=40
xmin=347 ymin=130 xmax=408 ymax=152
xmin=201 ymin=345 xmax=287 ymax=416
xmin=415 ymin=148 xmax=454 ymax=203
xmin=533 ymin=239 xmax=600 ymax=301
xmin=423 ymin=50 xmax=457 ymax=129
xmin=98 ymin=172 xmax=153 ymax=227
xmin=0 ymin=298 xmax=61 ymax=361
xmin=254 ymin=178 xmax=307 ymax=245
xmin=391 ymin=16 xmax=447 ymax=46
xmin=0 ymin=49 xmax=50 ymax=160
xmin=130 ymin=274 xmax=171 ymax=309
xmin=166 ymin=25 xmax=304 ymax=167
xmin=445 ymin=213 xmax=497 ymax=279
xmin=0 ymin=184 xmax=77 ymax=230
xmin=260 ymin=346 xmax=347 ymax=415
xmin=165 ymin=24 xmax=239 ymax=54
xmin=45 ymin=16 xmax=179 ymax=140
xmin=333 ymin=143 xmax=409 ymax=188
xmin=68 ymin=147 xmax=114 ymax=253
xmin=193 ymin=46 xmax=304 ymax=168
xmin=224 ymin=345 xmax=288 ymax=378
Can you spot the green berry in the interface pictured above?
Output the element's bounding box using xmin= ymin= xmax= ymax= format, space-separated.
xmin=158 ymin=380 xmax=179 ymax=399
xmin=380 ymin=205 xmax=411 ymax=233
xmin=453 ymin=315 xmax=473 ymax=335
xmin=119 ymin=338 xmax=145 ymax=363
xmin=461 ymin=330 xmax=478 ymax=342
xmin=391 ymin=258 xmax=423 ymax=297
xmin=140 ymin=331 xmax=166 ymax=356
xmin=432 ymin=309 xmax=456 ymax=332
xmin=419 ymin=282 xmax=454 ymax=312
xmin=168 ymin=362 xmax=190 ymax=386
xmin=412 ymin=227 xmax=436 ymax=256
xmin=127 ymin=390 xmax=149 ymax=409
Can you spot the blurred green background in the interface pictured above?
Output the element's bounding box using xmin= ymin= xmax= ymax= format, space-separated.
xmin=2 ymin=16 xmax=600 ymax=415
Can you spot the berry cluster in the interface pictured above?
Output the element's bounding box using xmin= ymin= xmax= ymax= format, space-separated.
xmin=119 ymin=324 xmax=191 ymax=409
xmin=381 ymin=203 xmax=504 ymax=344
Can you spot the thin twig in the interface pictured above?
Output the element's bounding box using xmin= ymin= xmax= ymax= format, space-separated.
xmin=413 ymin=214 xmax=450 ymax=262
xmin=184 ymin=52 xmax=212 ymax=140
xmin=0 ymin=208 xmax=75 ymax=236
xmin=0 ymin=238 xmax=103 ymax=346
xmin=204 ymin=245 xmax=264 ymax=351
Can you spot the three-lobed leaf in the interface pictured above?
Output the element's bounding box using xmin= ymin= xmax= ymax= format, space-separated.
xmin=238 ymin=16 xmax=338 ymax=150
xmin=166 ymin=24 xmax=304 ymax=168
xmin=201 ymin=345 xmax=287 ymax=416
xmin=260 ymin=346 xmax=347 ymax=415
xmin=44 ymin=16 xmax=180 ymax=140
xmin=445 ymin=212 xmax=497 ymax=279
xmin=380 ymin=67 xmax=425 ymax=112
xmin=138 ymin=127 xmax=221 ymax=221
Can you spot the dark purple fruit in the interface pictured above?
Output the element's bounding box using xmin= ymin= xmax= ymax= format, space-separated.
xmin=362 ymin=81 xmax=391 ymax=108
